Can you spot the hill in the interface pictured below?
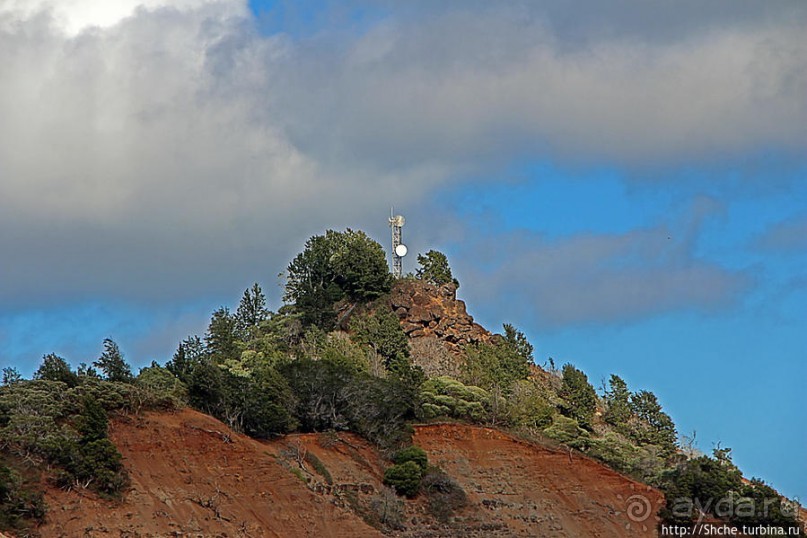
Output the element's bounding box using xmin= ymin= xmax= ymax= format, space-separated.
xmin=2 ymin=234 xmax=802 ymax=537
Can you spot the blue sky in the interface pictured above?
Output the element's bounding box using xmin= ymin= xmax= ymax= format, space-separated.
xmin=0 ymin=0 xmax=805 ymax=501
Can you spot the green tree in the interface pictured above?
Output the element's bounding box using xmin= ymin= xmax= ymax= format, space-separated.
xmin=235 ymin=283 xmax=269 ymax=339
xmin=629 ymin=390 xmax=677 ymax=454
xmin=236 ymin=364 xmax=297 ymax=438
xmin=603 ymin=374 xmax=632 ymax=427
xmin=559 ymin=364 xmax=597 ymax=430
xmin=76 ymin=362 xmax=100 ymax=378
xmin=166 ymin=336 xmax=207 ymax=383
xmin=76 ymin=396 xmax=109 ymax=443
xmin=34 ymin=354 xmax=79 ymax=387
xmin=502 ymin=323 xmax=534 ymax=364
xmin=1 ymin=367 xmax=22 ymax=386
xmin=205 ymin=308 xmax=240 ymax=363
xmin=280 ymin=359 xmax=414 ymax=449
xmin=415 ymin=250 xmax=457 ymax=287
xmin=94 ymin=339 xmax=134 ymax=383
xmin=284 ymin=229 xmax=392 ymax=329
xmin=660 ymin=449 xmax=743 ymax=525
xmin=463 ymin=341 xmax=529 ymax=391
xmin=350 ymin=308 xmax=410 ymax=372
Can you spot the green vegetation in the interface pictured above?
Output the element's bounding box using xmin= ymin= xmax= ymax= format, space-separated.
xmin=421 ymin=467 xmax=468 ymax=523
xmin=419 ymin=376 xmax=489 ymax=422
xmin=415 ymin=249 xmax=458 ymax=288
xmin=0 ymin=459 xmax=45 ymax=534
xmin=34 ymin=353 xmax=79 ymax=387
xmin=462 ymin=338 xmax=530 ymax=391
xmin=559 ymin=364 xmax=597 ymax=430
xmin=94 ymin=338 xmax=134 ymax=383
xmin=383 ymin=446 xmax=429 ymax=498
xmin=382 ymin=446 xmax=428 ymax=498
xmin=284 ymin=229 xmax=391 ymax=329
xmin=659 ymin=447 xmax=802 ymax=531
xmin=393 ymin=446 xmax=428 ymax=474
xmin=349 ymin=308 xmax=410 ymax=375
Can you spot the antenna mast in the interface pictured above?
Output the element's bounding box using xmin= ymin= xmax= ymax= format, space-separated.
xmin=388 ymin=208 xmax=407 ymax=278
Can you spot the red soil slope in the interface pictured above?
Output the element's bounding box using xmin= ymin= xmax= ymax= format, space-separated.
xmin=37 ymin=409 xmax=664 ymax=537
xmin=40 ymin=409 xmax=382 ymax=538
xmin=414 ymin=423 xmax=664 ymax=537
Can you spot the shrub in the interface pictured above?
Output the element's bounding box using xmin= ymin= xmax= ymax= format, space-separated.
xmin=542 ymin=415 xmax=590 ymax=450
xmin=659 ymin=450 xmax=743 ymax=525
xmin=421 ymin=467 xmax=468 ymax=523
xmin=384 ymin=460 xmax=423 ymax=497
xmin=319 ymin=332 xmax=370 ymax=373
xmin=280 ymin=359 xmax=414 ymax=449
xmin=393 ymin=446 xmax=428 ymax=474
xmin=463 ymin=341 xmax=529 ymax=391
xmin=419 ymin=376 xmax=489 ymax=422
xmin=507 ymin=379 xmax=555 ymax=429
xmin=730 ymin=479 xmax=804 ymax=530
xmin=304 ymin=452 xmax=333 ymax=485
xmin=136 ymin=363 xmax=188 ymax=409
xmin=349 ymin=308 xmax=410 ymax=373
xmin=0 ymin=380 xmax=130 ymax=499
xmin=0 ymin=461 xmax=46 ymax=533
xmin=587 ymin=432 xmax=666 ymax=484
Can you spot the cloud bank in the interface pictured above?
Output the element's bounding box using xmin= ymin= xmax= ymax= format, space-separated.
xmin=0 ymin=0 xmax=803 ymax=318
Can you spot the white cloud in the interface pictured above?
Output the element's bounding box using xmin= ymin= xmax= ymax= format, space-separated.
xmin=0 ymin=1 xmax=801 ymax=310
xmin=0 ymin=0 xmax=245 ymax=36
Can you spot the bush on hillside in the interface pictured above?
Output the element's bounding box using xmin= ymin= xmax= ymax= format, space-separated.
xmin=421 ymin=467 xmax=468 ymax=523
xmin=419 ymin=376 xmax=489 ymax=422
xmin=383 ymin=460 xmax=423 ymax=498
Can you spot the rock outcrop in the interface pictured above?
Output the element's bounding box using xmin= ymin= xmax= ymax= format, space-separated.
xmin=390 ymin=280 xmax=491 ymax=355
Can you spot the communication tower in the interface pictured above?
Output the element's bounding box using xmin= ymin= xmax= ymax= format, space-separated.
xmin=388 ymin=209 xmax=407 ymax=278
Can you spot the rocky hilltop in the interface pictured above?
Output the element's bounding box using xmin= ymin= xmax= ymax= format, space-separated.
xmin=390 ymin=280 xmax=491 ymax=354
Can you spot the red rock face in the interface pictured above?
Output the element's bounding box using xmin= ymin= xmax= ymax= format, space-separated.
xmin=390 ymin=280 xmax=492 ymax=355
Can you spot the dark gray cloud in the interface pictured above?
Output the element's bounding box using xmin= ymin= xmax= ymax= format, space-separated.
xmin=0 ymin=0 xmax=800 ymax=312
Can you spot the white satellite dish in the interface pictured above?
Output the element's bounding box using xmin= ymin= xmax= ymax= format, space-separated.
xmin=395 ymin=244 xmax=408 ymax=257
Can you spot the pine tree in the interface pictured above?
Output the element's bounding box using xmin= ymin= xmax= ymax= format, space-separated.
xmin=34 ymin=353 xmax=79 ymax=387
xmin=560 ymin=364 xmax=597 ymax=430
xmin=205 ymin=308 xmax=240 ymax=363
xmin=603 ymin=374 xmax=632 ymax=427
xmin=235 ymin=283 xmax=269 ymax=338
xmin=415 ymin=250 xmax=458 ymax=287
xmin=94 ymin=339 xmax=134 ymax=383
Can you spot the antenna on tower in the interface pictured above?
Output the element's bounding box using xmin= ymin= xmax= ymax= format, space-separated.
xmin=388 ymin=209 xmax=407 ymax=279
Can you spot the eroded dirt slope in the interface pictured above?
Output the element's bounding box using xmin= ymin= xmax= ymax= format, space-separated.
xmin=38 ymin=410 xmax=663 ymax=537
xmin=413 ymin=423 xmax=663 ymax=537
xmin=40 ymin=409 xmax=382 ymax=538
